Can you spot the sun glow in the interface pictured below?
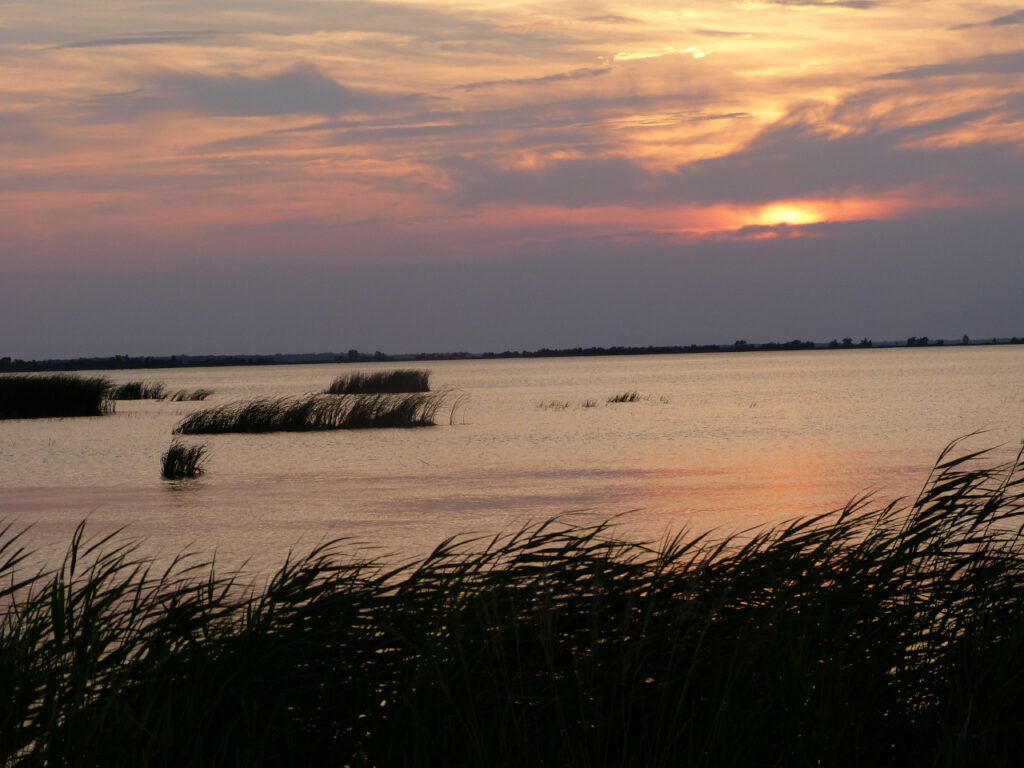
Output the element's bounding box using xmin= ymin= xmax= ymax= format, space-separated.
xmin=755 ymin=202 xmax=824 ymax=226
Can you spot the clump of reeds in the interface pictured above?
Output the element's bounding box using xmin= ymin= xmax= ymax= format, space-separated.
xmin=607 ymin=391 xmax=641 ymax=403
xmin=174 ymin=392 xmax=448 ymax=434
xmin=326 ymin=368 xmax=430 ymax=394
xmin=167 ymin=388 xmax=213 ymax=402
xmin=110 ymin=380 xmax=166 ymax=400
xmin=0 ymin=374 xmax=113 ymax=419
xmin=537 ymin=400 xmax=571 ymax=409
xmin=5 ymin=442 xmax=1024 ymax=766
xmin=160 ymin=441 xmax=207 ymax=479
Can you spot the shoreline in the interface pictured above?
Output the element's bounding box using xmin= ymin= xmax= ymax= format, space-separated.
xmin=3 ymin=334 xmax=1022 ymax=374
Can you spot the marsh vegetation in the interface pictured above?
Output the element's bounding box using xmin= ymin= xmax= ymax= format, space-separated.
xmin=167 ymin=388 xmax=213 ymax=401
xmin=607 ymin=391 xmax=642 ymax=403
xmin=4 ymin=444 xmax=1024 ymax=765
xmin=537 ymin=395 xmax=657 ymax=409
xmin=174 ymin=392 xmax=449 ymax=434
xmin=537 ymin=400 xmax=571 ymax=409
xmin=160 ymin=441 xmax=208 ymax=479
xmin=0 ymin=374 xmax=114 ymax=419
xmin=326 ymin=368 xmax=430 ymax=395
xmin=110 ymin=381 xmax=167 ymax=400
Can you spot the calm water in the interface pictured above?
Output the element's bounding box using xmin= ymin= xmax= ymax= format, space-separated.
xmin=2 ymin=347 xmax=1023 ymax=572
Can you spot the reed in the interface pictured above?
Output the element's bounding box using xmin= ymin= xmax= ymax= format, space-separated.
xmin=160 ymin=441 xmax=208 ymax=479
xmin=0 ymin=374 xmax=113 ymax=419
xmin=326 ymin=368 xmax=431 ymax=394
xmin=110 ymin=381 xmax=166 ymax=400
xmin=167 ymin=388 xmax=213 ymax=402
xmin=607 ymin=391 xmax=641 ymax=403
xmin=4 ymin=442 xmax=1024 ymax=766
xmin=173 ymin=392 xmax=448 ymax=434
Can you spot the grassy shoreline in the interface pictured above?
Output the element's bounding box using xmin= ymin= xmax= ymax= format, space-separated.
xmin=3 ymin=443 xmax=1024 ymax=765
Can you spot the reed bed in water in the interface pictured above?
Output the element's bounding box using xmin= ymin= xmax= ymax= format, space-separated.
xmin=173 ymin=392 xmax=448 ymax=434
xmin=4 ymin=442 xmax=1024 ymax=766
xmin=0 ymin=374 xmax=113 ymax=419
xmin=110 ymin=380 xmax=166 ymax=400
xmin=607 ymin=391 xmax=641 ymax=403
xmin=326 ymin=368 xmax=431 ymax=394
xmin=160 ymin=441 xmax=207 ymax=479
xmin=167 ymin=388 xmax=213 ymax=402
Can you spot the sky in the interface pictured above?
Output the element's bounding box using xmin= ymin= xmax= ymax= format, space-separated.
xmin=2 ymin=0 xmax=1023 ymax=358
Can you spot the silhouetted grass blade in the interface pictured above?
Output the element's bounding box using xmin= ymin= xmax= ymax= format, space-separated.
xmin=4 ymin=442 xmax=1024 ymax=765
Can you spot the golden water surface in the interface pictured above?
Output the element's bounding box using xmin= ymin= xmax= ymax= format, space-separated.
xmin=2 ymin=346 xmax=1023 ymax=573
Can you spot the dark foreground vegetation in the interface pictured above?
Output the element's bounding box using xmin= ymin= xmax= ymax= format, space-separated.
xmin=326 ymin=368 xmax=431 ymax=394
xmin=0 ymin=374 xmax=113 ymax=419
xmin=160 ymin=441 xmax=207 ymax=479
xmin=174 ymin=392 xmax=448 ymax=434
xmin=3 ymin=444 xmax=1024 ymax=766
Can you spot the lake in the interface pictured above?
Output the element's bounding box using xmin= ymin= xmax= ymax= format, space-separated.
xmin=2 ymin=346 xmax=1023 ymax=573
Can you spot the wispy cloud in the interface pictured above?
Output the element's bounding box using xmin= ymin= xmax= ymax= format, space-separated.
xmin=87 ymin=63 xmax=412 ymax=119
xmin=613 ymin=46 xmax=710 ymax=61
xmin=55 ymin=30 xmax=224 ymax=49
xmin=440 ymin=155 xmax=652 ymax=208
xmin=581 ymin=15 xmax=640 ymax=24
xmin=693 ymin=28 xmax=753 ymax=38
xmin=749 ymin=0 xmax=881 ymax=8
xmin=0 ymin=111 xmax=48 ymax=146
xmin=457 ymin=67 xmax=611 ymax=91
xmin=436 ymin=95 xmax=1022 ymax=209
xmin=875 ymin=50 xmax=1024 ymax=80
xmin=951 ymin=9 xmax=1024 ymax=30
xmin=268 ymin=89 xmax=717 ymax=158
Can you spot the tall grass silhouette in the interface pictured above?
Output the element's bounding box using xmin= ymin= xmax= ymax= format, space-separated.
xmin=167 ymin=388 xmax=213 ymax=402
xmin=326 ymin=369 xmax=430 ymax=394
xmin=174 ymin=392 xmax=448 ymax=434
xmin=0 ymin=374 xmax=113 ymax=419
xmin=160 ymin=441 xmax=208 ymax=479
xmin=110 ymin=381 xmax=166 ymax=400
xmin=3 ymin=441 xmax=1024 ymax=765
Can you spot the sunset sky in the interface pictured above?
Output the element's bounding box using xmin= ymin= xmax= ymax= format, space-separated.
xmin=2 ymin=0 xmax=1023 ymax=358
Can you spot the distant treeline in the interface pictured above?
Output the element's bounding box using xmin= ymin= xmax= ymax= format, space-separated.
xmin=481 ymin=339 xmax=819 ymax=358
xmin=0 ymin=350 xmax=389 ymax=373
xmin=2 ymin=336 xmax=1022 ymax=373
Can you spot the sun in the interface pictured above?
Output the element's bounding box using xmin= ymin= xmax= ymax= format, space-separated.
xmin=756 ymin=202 xmax=823 ymax=226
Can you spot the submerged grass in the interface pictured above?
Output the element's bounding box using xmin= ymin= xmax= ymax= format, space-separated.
xmin=537 ymin=400 xmax=571 ymax=410
xmin=0 ymin=374 xmax=113 ymax=419
xmin=607 ymin=391 xmax=641 ymax=403
xmin=167 ymin=388 xmax=213 ymax=402
xmin=173 ymin=392 xmax=448 ymax=434
xmin=110 ymin=381 xmax=166 ymax=400
xmin=3 ymin=441 xmax=1024 ymax=765
xmin=326 ymin=368 xmax=431 ymax=394
xmin=160 ymin=441 xmax=207 ymax=479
